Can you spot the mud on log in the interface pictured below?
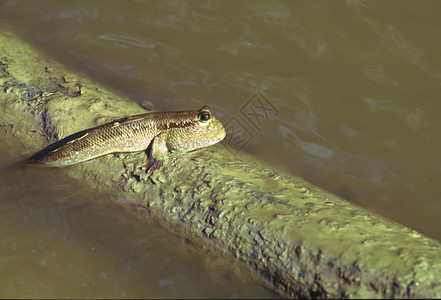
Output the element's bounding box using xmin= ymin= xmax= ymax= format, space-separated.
xmin=1 ymin=29 xmax=441 ymax=298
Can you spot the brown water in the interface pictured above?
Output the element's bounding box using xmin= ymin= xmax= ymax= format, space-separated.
xmin=0 ymin=155 xmax=275 ymax=298
xmin=1 ymin=0 xmax=441 ymax=297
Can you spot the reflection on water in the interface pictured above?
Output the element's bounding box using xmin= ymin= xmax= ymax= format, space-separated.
xmin=1 ymin=0 xmax=441 ymax=297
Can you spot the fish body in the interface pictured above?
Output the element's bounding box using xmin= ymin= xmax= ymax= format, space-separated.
xmin=25 ymin=106 xmax=226 ymax=173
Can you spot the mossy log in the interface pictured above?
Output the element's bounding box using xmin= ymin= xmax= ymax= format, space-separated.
xmin=1 ymin=29 xmax=441 ymax=298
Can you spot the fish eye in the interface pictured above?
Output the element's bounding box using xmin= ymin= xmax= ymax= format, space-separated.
xmin=199 ymin=111 xmax=211 ymax=123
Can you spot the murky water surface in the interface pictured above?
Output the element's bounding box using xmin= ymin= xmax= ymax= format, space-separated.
xmin=0 ymin=155 xmax=274 ymax=298
xmin=1 ymin=0 xmax=440 ymax=297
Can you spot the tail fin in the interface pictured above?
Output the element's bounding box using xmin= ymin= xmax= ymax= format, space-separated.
xmin=23 ymin=128 xmax=92 ymax=166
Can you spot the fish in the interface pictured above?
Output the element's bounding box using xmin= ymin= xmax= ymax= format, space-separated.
xmin=24 ymin=106 xmax=226 ymax=173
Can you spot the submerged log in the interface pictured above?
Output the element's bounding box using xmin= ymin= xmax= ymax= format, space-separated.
xmin=1 ymin=28 xmax=441 ymax=298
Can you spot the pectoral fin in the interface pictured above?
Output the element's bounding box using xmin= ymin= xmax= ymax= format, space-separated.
xmin=145 ymin=132 xmax=168 ymax=174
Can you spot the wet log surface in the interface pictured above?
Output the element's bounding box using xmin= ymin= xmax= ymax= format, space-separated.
xmin=1 ymin=29 xmax=441 ymax=298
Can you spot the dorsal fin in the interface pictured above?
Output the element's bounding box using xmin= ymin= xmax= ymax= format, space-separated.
xmin=110 ymin=114 xmax=148 ymax=127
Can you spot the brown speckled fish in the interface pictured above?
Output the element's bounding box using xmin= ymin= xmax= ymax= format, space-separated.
xmin=25 ymin=106 xmax=226 ymax=173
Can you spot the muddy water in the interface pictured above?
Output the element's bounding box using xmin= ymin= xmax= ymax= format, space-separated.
xmin=0 ymin=0 xmax=441 ymax=297
xmin=0 ymin=154 xmax=274 ymax=298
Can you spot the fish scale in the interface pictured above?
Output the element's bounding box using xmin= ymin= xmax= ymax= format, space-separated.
xmin=25 ymin=106 xmax=226 ymax=173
